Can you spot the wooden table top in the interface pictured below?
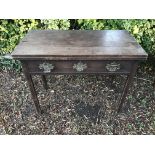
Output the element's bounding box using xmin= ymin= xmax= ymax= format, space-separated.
xmin=11 ymin=30 xmax=148 ymax=60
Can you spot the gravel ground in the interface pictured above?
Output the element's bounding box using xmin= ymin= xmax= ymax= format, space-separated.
xmin=0 ymin=68 xmax=155 ymax=135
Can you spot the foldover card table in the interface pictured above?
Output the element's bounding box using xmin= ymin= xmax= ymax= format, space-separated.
xmin=11 ymin=30 xmax=148 ymax=114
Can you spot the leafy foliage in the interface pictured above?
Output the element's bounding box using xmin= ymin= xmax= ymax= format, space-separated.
xmin=75 ymin=19 xmax=155 ymax=69
xmin=0 ymin=57 xmax=21 ymax=72
xmin=41 ymin=19 xmax=70 ymax=30
xmin=77 ymin=19 xmax=155 ymax=56
xmin=0 ymin=19 xmax=155 ymax=71
xmin=0 ymin=19 xmax=70 ymax=71
xmin=0 ymin=19 xmax=40 ymax=54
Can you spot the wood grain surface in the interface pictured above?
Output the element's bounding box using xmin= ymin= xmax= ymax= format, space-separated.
xmin=11 ymin=30 xmax=148 ymax=60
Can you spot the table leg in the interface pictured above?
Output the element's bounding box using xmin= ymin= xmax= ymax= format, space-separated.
xmin=22 ymin=63 xmax=42 ymax=114
xmin=41 ymin=75 xmax=48 ymax=90
xmin=109 ymin=75 xmax=116 ymax=88
xmin=117 ymin=63 xmax=138 ymax=113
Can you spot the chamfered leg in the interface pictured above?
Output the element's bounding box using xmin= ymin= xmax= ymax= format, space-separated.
xmin=22 ymin=62 xmax=42 ymax=114
xmin=41 ymin=75 xmax=48 ymax=90
xmin=117 ymin=63 xmax=138 ymax=113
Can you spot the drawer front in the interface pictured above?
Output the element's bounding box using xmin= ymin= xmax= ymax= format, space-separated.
xmin=25 ymin=60 xmax=134 ymax=74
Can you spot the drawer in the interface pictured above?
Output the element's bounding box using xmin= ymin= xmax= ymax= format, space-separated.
xmin=25 ymin=60 xmax=134 ymax=74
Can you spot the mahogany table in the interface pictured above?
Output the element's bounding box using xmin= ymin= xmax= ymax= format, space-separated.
xmin=11 ymin=30 xmax=148 ymax=114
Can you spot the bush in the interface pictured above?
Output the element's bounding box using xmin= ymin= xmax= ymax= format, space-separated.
xmin=0 ymin=19 xmax=40 ymax=54
xmin=41 ymin=19 xmax=70 ymax=30
xmin=0 ymin=19 xmax=70 ymax=71
xmin=76 ymin=19 xmax=155 ymax=69
xmin=0 ymin=19 xmax=155 ymax=71
xmin=77 ymin=19 xmax=155 ymax=56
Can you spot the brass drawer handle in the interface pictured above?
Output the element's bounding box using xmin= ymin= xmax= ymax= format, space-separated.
xmin=73 ymin=62 xmax=87 ymax=72
xmin=39 ymin=62 xmax=54 ymax=73
xmin=106 ymin=62 xmax=120 ymax=72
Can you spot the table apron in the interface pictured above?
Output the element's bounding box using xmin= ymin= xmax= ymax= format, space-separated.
xmin=21 ymin=60 xmax=138 ymax=74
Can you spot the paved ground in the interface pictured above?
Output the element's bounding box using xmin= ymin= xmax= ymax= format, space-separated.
xmin=0 ymin=68 xmax=155 ymax=134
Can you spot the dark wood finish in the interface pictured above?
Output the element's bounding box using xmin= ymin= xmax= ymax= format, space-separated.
xmin=22 ymin=62 xmax=42 ymax=114
xmin=11 ymin=30 xmax=148 ymax=114
xmin=26 ymin=60 xmax=134 ymax=74
xmin=117 ymin=62 xmax=138 ymax=113
xmin=41 ymin=75 xmax=48 ymax=90
xmin=12 ymin=30 xmax=147 ymax=60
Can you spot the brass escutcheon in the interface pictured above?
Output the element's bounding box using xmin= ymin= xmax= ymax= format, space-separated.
xmin=39 ymin=62 xmax=54 ymax=73
xmin=73 ymin=62 xmax=87 ymax=72
xmin=106 ymin=62 xmax=120 ymax=72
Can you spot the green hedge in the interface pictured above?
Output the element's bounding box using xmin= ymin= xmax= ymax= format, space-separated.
xmin=76 ymin=19 xmax=155 ymax=69
xmin=0 ymin=19 xmax=155 ymax=71
xmin=77 ymin=19 xmax=155 ymax=56
xmin=0 ymin=19 xmax=70 ymax=71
